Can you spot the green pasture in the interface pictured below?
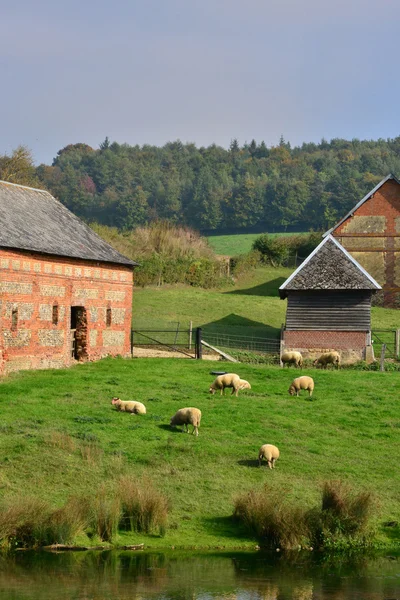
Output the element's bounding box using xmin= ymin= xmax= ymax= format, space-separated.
xmin=0 ymin=358 xmax=399 ymax=549
xmin=207 ymin=232 xmax=307 ymax=256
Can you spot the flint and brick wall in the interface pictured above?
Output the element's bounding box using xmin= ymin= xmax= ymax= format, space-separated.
xmin=0 ymin=248 xmax=133 ymax=375
xmin=333 ymin=179 xmax=400 ymax=307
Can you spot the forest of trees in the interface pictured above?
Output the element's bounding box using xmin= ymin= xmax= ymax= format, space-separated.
xmin=3 ymin=136 xmax=400 ymax=233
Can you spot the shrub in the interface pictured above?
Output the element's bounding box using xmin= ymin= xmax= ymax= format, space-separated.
xmin=233 ymin=485 xmax=308 ymax=550
xmin=230 ymin=250 xmax=262 ymax=277
xmin=307 ymin=481 xmax=374 ymax=548
xmin=252 ymin=232 xmax=321 ymax=266
xmin=118 ymin=476 xmax=168 ymax=536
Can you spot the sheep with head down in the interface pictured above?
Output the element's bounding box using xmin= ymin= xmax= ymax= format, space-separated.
xmin=313 ymin=351 xmax=340 ymax=369
xmin=258 ymin=444 xmax=280 ymax=469
xmin=209 ymin=373 xmax=251 ymax=397
xmin=281 ymin=351 xmax=303 ymax=368
xmin=288 ymin=376 xmax=314 ymax=397
xmin=170 ymin=407 xmax=201 ymax=436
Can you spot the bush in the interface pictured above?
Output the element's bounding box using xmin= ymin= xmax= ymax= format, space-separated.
xmin=230 ymin=250 xmax=262 ymax=277
xmin=252 ymin=232 xmax=321 ymax=266
xmin=307 ymin=481 xmax=374 ymax=548
xmin=118 ymin=476 xmax=168 ymax=536
xmin=233 ymin=485 xmax=308 ymax=550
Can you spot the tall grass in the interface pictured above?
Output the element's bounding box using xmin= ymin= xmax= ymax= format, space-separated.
xmin=91 ymin=221 xmax=228 ymax=287
xmin=118 ymin=476 xmax=169 ymax=536
xmin=233 ymin=486 xmax=308 ymax=550
xmin=90 ymin=487 xmax=121 ymax=542
xmin=234 ymin=481 xmax=375 ymax=551
xmin=307 ymin=481 xmax=374 ymax=548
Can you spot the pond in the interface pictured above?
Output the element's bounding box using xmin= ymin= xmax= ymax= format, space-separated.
xmin=0 ymin=549 xmax=399 ymax=599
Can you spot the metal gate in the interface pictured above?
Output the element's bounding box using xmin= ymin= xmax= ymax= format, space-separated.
xmin=371 ymin=329 xmax=398 ymax=359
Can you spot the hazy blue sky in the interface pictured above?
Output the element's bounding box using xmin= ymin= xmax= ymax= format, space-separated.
xmin=1 ymin=0 xmax=400 ymax=164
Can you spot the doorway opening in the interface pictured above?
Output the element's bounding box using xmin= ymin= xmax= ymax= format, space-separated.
xmin=70 ymin=306 xmax=88 ymax=360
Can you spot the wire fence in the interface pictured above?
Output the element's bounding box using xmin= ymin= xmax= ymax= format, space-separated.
xmin=202 ymin=331 xmax=280 ymax=354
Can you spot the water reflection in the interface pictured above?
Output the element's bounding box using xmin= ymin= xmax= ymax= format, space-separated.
xmin=0 ymin=549 xmax=398 ymax=599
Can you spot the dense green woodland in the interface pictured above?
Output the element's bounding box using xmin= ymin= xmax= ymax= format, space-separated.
xmin=3 ymin=137 xmax=400 ymax=232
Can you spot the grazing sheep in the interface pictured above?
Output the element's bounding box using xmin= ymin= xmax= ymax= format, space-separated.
xmin=234 ymin=379 xmax=251 ymax=396
xmin=313 ymin=351 xmax=340 ymax=369
xmin=209 ymin=373 xmax=240 ymax=395
xmin=111 ymin=397 xmax=147 ymax=415
xmin=170 ymin=407 xmax=201 ymax=436
xmin=281 ymin=351 xmax=303 ymax=368
xmin=258 ymin=444 xmax=280 ymax=469
xmin=288 ymin=376 xmax=314 ymax=397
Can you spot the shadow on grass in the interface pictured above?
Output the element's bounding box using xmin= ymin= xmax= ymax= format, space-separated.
xmin=224 ymin=278 xmax=286 ymax=297
xmin=200 ymin=515 xmax=249 ymax=540
xmin=201 ymin=314 xmax=281 ymax=339
xmin=237 ymin=459 xmax=259 ymax=468
xmin=157 ymin=424 xmax=188 ymax=434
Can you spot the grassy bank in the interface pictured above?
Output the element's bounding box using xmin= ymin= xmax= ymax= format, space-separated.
xmin=0 ymin=357 xmax=399 ymax=549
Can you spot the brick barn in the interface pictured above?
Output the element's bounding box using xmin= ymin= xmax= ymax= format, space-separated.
xmin=0 ymin=180 xmax=137 ymax=375
xmin=325 ymin=173 xmax=400 ymax=307
xmin=279 ymin=234 xmax=381 ymax=363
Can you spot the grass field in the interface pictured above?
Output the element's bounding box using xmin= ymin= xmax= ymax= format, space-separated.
xmin=207 ymin=232 xmax=307 ymax=256
xmin=0 ymin=358 xmax=399 ymax=549
xmin=133 ymin=266 xmax=400 ymax=338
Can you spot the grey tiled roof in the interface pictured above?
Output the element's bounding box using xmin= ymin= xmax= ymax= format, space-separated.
xmin=0 ymin=181 xmax=137 ymax=266
xmin=279 ymin=235 xmax=380 ymax=298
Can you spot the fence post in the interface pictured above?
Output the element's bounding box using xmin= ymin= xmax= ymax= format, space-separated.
xmin=173 ymin=322 xmax=180 ymax=346
xmin=130 ymin=329 xmax=134 ymax=357
xmin=195 ymin=327 xmax=202 ymax=360
xmin=380 ymin=343 xmax=386 ymax=372
xmin=189 ymin=321 xmax=193 ymax=350
xmin=396 ymin=330 xmax=400 ymax=359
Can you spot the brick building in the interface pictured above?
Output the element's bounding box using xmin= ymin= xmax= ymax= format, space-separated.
xmin=325 ymin=174 xmax=400 ymax=307
xmin=0 ymin=180 xmax=137 ymax=375
xmin=279 ymin=235 xmax=381 ymax=363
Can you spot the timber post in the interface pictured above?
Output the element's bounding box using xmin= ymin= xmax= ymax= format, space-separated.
xmin=380 ymin=343 xmax=386 ymax=372
xmin=195 ymin=327 xmax=203 ymax=360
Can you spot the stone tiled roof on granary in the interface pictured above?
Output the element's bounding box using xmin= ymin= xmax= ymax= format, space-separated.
xmin=0 ymin=181 xmax=137 ymax=266
xmin=279 ymin=235 xmax=381 ymax=299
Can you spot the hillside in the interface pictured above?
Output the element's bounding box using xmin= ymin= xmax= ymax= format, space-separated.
xmin=23 ymin=137 xmax=400 ymax=235
xmin=0 ymin=357 xmax=399 ymax=549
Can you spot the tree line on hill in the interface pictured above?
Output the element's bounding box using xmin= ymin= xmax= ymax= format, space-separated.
xmin=2 ymin=136 xmax=400 ymax=233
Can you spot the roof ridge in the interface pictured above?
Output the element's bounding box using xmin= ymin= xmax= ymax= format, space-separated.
xmin=0 ymin=180 xmax=51 ymax=194
xmin=279 ymin=234 xmax=381 ymax=295
xmin=323 ymin=173 xmax=400 ymax=237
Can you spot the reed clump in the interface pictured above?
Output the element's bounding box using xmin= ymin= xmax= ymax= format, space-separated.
xmin=89 ymin=487 xmax=121 ymax=543
xmin=233 ymin=486 xmax=308 ymax=550
xmin=118 ymin=476 xmax=169 ymax=536
xmin=234 ymin=481 xmax=375 ymax=550
xmin=307 ymin=481 xmax=374 ymax=548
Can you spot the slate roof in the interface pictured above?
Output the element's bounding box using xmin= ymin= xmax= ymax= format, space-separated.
xmin=0 ymin=181 xmax=137 ymax=267
xmin=323 ymin=173 xmax=400 ymax=237
xmin=279 ymin=235 xmax=381 ymax=299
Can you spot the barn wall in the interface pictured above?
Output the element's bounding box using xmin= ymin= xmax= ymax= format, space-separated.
xmin=0 ymin=248 xmax=133 ymax=375
xmin=286 ymin=291 xmax=372 ymax=331
xmin=333 ymin=179 xmax=400 ymax=307
xmin=282 ymin=330 xmax=369 ymax=363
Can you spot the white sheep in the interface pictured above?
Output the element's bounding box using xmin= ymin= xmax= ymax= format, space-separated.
xmin=170 ymin=407 xmax=201 ymax=436
xmin=258 ymin=444 xmax=280 ymax=469
xmin=209 ymin=373 xmax=251 ymax=396
xmin=111 ymin=397 xmax=147 ymax=415
xmin=281 ymin=351 xmax=303 ymax=368
xmin=288 ymin=376 xmax=314 ymax=397
xmin=313 ymin=351 xmax=340 ymax=369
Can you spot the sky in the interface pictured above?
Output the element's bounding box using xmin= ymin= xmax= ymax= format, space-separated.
xmin=2 ymin=0 xmax=400 ymax=164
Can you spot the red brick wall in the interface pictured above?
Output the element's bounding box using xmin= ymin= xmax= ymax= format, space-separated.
xmin=333 ymin=179 xmax=400 ymax=307
xmin=0 ymin=248 xmax=133 ymax=375
xmin=283 ymin=330 xmax=368 ymax=362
